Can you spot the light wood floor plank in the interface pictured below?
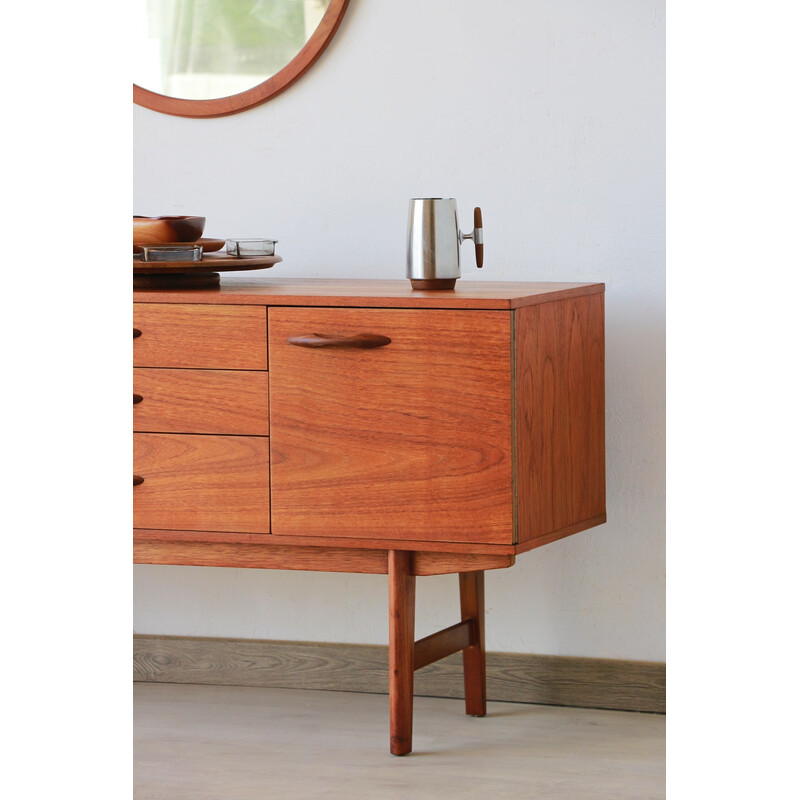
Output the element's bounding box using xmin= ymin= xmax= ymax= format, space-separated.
xmin=134 ymin=684 xmax=665 ymax=799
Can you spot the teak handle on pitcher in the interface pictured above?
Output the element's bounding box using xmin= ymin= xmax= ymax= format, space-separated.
xmin=287 ymin=333 xmax=392 ymax=349
xmin=474 ymin=207 xmax=483 ymax=268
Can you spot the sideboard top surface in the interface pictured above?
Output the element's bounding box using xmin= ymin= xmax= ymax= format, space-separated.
xmin=133 ymin=278 xmax=605 ymax=308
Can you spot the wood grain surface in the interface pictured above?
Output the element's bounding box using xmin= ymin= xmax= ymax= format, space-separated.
xmin=459 ymin=571 xmax=487 ymax=716
xmin=133 ymin=253 xmax=280 ymax=274
xmin=389 ymin=551 xmax=416 ymax=754
xmin=133 ymin=530 xmax=515 ymax=575
xmin=133 ymin=635 xmax=666 ymax=714
xmin=133 ymin=278 xmax=605 ymax=309
xmin=133 ymin=368 xmax=269 ymax=435
xmin=413 ymin=551 xmax=514 ymax=575
xmin=269 ymin=307 xmax=513 ymax=543
xmin=133 ymin=528 xmax=516 ymax=555
xmin=133 ymin=433 xmax=269 ymax=533
xmin=133 ymin=303 xmax=267 ymax=369
xmin=513 ymin=514 xmax=608 ymax=554
xmin=515 ymin=294 xmax=606 ymax=543
xmin=413 ymin=621 xmax=473 ymax=671
xmin=134 ymin=540 xmax=387 ymax=574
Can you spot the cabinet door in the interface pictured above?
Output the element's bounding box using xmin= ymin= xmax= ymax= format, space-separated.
xmin=268 ymin=308 xmax=513 ymax=544
xmin=134 ymin=433 xmax=270 ymax=533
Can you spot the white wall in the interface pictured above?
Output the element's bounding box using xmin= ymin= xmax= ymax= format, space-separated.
xmin=133 ymin=0 xmax=665 ymax=661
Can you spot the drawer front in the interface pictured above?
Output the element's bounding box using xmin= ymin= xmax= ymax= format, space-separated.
xmin=268 ymin=307 xmax=514 ymax=544
xmin=133 ymin=304 xmax=267 ymax=369
xmin=134 ymin=433 xmax=270 ymax=533
xmin=134 ymin=368 xmax=269 ymax=435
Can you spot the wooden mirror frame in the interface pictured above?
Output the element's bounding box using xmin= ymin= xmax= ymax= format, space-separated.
xmin=133 ymin=0 xmax=351 ymax=118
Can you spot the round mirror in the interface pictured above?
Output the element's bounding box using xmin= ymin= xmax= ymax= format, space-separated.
xmin=134 ymin=0 xmax=350 ymax=118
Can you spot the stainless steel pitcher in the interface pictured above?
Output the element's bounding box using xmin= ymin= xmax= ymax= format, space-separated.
xmin=406 ymin=198 xmax=483 ymax=289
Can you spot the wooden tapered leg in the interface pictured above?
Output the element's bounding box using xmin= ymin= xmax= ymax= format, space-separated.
xmin=459 ymin=570 xmax=487 ymax=716
xmin=388 ymin=550 xmax=416 ymax=755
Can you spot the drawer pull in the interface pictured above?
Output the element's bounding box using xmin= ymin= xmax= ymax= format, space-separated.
xmin=287 ymin=333 xmax=391 ymax=349
xmin=133 ymin=393 xmax=143 ymax=405
xmin=133 ymin=328 xmax=142 ymax=339
xmin=133 ymin=475 xmax=145 ymax=486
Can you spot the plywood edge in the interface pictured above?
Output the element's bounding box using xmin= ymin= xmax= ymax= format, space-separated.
xmin=133 ymin=635 xmax=665 ymax=714
xmin=510 ymin=309 xmax=518 ymax=545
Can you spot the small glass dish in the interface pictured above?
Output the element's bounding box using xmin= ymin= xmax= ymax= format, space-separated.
xmin=226 ymin=238 xmax=277 ymax=257
xmin=140 ymin=244 xmax=203 ymax=262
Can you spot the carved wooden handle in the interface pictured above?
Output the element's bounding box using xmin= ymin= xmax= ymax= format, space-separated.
xmin=133 ymin=328 xmax=142 ymax=339
xmin=133 ymin=475 xmax=144 ymax=486
xmin=133 ymin=393 xmax=143 ymax=405
xmin=287 ymin=333 xmax=392 ymax=349
xmin=474 ymin=207 xmax=483 ymax=268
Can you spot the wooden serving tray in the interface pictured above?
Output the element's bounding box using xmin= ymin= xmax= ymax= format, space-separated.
xmin=133 ymin=253 xmax=281 ymax=289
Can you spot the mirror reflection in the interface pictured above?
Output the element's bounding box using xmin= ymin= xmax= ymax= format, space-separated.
xmin=134 ymin=0 xmax=331 ymax=101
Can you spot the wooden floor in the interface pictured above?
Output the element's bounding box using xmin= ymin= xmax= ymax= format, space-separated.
xmin=134 ymin=683 xmax=665 ymax=799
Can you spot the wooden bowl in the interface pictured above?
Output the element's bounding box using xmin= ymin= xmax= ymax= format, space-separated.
xmin=133 ymin=216 xmax=206 ymax=245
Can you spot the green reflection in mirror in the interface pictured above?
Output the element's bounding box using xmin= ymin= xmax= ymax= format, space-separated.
xmin=135 ymin=0 xmax=331 ymax=101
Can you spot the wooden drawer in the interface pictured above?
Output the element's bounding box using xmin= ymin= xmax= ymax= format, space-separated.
xmin=134 ymin=368 xmax=269 ymax=435
xmin=133 ymin=433 xmax=270 ymax=534
xmin=268 ymin=307 xmax=513 ymax=544
xmin=133 ymin=304 xmax=267 ymax=370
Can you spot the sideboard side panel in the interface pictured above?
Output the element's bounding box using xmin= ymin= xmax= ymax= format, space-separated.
xmin=515 ymin=293 xmax=606 ymax=544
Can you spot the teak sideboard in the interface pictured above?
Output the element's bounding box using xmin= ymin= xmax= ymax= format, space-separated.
xmin=133 ymin=278 xmax=606 ymax=755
